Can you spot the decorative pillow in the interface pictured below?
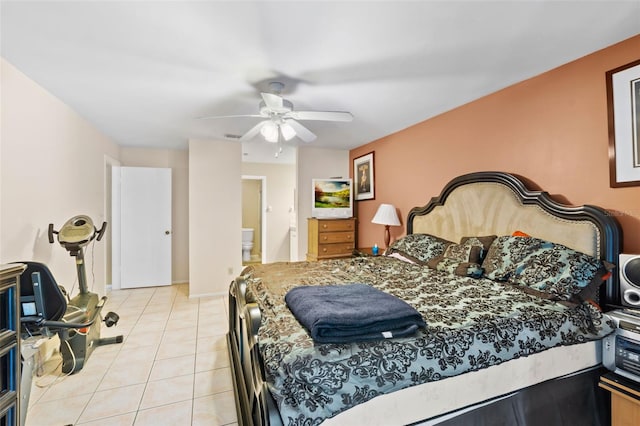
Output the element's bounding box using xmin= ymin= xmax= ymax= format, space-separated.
xmin=507 ymin=268 xmax=612 ymax=307
xmin=572 ymin=269 xmax=612 ymax=303
xmin=459 ymin=235 xmax=497 ymax=262
xmin=509 ymin=241 xmax=614 ymax=301
xmin=483 ymin=235 xmax=614 ymax=302
xmin=386 ymin=233 xmax=452 ymax=264
xmin=482 ymin=236 xmax=546 ymax=281
xmin=427 ymin=236 xmax=496 ymax=277
xmin=512 ymin=230 xmax=531 ymax=237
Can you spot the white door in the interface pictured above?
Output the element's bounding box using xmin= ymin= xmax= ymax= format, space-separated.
xmin=120 ymin=167 xmax=172 ymax=288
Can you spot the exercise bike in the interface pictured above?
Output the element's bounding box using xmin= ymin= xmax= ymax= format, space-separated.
xmin=20 ymin=215 xmax=123 ymax=375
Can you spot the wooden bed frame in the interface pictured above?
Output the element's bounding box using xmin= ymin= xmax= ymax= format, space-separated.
xmin=227 ymin=171 xmax=622 ymax=426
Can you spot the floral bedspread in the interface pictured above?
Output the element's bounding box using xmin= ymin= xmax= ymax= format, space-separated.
xmin=241 ymin=256 xmax=614 ymax=425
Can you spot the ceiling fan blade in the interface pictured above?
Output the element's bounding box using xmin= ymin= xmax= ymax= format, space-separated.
xmin=288 ymin=110 xmax=353 ymax=122
xmin=286 ymin=119 xmax=317 ymax=143
xmin=261 ymin=93 xmax=284 ymax=111
xmin=196 ymin=114 xmax=263 ymax=120
xmin=239 ymin=120 xmax=269 ymax=142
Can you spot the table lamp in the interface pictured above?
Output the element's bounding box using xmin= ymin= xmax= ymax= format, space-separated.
xmin=371 ymin=203 xmax=401 ymax=248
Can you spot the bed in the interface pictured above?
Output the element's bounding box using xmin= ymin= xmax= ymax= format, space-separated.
xmin=227 ymin=171 xmax=622 ymax=426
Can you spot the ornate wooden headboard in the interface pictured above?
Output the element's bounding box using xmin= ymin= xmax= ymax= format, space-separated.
xmin=406 ymin=171 xmax=623 ymax=307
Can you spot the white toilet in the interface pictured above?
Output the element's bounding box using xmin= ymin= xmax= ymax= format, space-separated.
xmin=242 ymin=228 xmax=254 ymax=262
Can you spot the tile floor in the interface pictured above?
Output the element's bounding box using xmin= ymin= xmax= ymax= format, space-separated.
xmin=23 ymin=283 xmax=238 ymax=426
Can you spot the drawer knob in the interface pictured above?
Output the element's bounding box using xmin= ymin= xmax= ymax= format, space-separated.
xmin=322 ymin=248 xmax=327 ymax=252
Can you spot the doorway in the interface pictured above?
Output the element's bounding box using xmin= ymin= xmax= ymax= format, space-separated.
xmin=242 ymin=175 xmax=266 ymax=264
xmin=111 ymin=166 xmax=173 ymax=289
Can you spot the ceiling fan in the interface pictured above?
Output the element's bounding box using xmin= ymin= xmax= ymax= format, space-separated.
xmin=199 ymin=82 xmax=353 ymax=143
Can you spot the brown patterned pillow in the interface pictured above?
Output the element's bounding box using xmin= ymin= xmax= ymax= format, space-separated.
xmin=427 ymin=236 xmax=496 ymax=277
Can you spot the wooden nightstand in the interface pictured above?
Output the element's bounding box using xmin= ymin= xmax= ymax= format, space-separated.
xmin=306 ymin=218 xmax=356 ymax=261
xmin=599 ymin=372 xmax=640 ymax=425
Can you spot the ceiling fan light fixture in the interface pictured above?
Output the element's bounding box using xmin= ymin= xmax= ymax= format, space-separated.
xmin=260 ymin=121 xmax=279 ymax=142
xmin=201 ymin=82 xmax=351 ymax=145
xmin=265 ymin=132 xmax=279 ymax=143
xmin=280 ymin=122 xmax=296 ymax=141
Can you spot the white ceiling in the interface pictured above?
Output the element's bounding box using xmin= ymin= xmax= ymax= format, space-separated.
xmin=2 ymin=1 xmax=639 ymax=164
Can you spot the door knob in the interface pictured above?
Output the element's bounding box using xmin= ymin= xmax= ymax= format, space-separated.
xmin=165 ymin=230 xmax=171 ymax=235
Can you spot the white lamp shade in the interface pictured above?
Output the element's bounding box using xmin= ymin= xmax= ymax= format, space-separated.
xmin=371 ymin=204 xmax=400 ymax=226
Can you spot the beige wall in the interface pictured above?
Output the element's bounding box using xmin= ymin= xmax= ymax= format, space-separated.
xmin=296 ymin=146 xmax=350 ymax=260
xmin=242 ymin=162 xmax=296 ymax=263
xmin=0 ymin=58 xmax=120 ymax=295
xmin=351 ymin=34 xmax=640 ymax=254
xmin=188 ymin=139 xmax=242 ymax=297
xmin=119 ymin=147 xmax=189 ymax=283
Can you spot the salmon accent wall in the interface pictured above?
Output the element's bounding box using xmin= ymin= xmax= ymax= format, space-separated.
xmin=351 ymin=34 xmax=640 ymax=254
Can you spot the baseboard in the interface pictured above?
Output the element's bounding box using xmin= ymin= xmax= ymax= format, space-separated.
xmin=189 ymin=290 xmax=228 ymax=299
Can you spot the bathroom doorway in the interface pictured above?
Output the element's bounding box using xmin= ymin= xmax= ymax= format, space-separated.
xmin=242 ymin=175 xmax=267 ymax=264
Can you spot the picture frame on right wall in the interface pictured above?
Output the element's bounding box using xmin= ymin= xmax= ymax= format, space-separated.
xmin=607 ymin=58 xmax=640 ymax=187
xmin=354 ymin=151 xmax=375 ymax=201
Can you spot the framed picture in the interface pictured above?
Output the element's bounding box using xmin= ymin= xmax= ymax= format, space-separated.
xmin=607 ymin=59 xmax=640 ymax=187
xmin=354 ymin=151 xmax=375 ymax=201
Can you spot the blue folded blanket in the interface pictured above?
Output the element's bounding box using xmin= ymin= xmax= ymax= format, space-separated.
xmin=284 ymin=283 xmax=426 ymax=343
